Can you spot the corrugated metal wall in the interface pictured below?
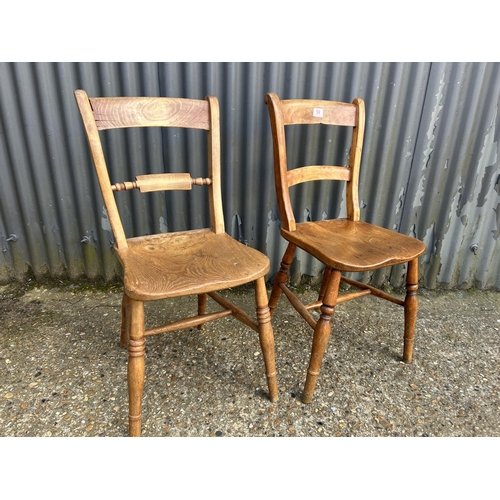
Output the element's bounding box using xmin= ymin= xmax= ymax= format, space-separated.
xmin=1 ymin=62 xmax=499 ymax=289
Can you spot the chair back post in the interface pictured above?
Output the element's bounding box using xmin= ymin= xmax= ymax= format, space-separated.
xmin=74 ymin=89 xmax=128 ymax=249
xmin=346 ymin=97 xmax=365 ymax=221
xmin=75 ymin=91 xmax=227 ymax=242
xmin=265 ymin=92 xmax=296 ymax=231
xmin=206 ymin=95 xmax=225 ymax=234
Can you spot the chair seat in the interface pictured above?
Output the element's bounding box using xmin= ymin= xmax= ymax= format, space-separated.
xmin=115 ymin=229 xmax=270 ymax=301
xmin=281 ymin=219 xmax=426 ymax=272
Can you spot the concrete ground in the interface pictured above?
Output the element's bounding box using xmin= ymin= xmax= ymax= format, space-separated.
xmin=1 ymin=279 xmax=499 ymax=438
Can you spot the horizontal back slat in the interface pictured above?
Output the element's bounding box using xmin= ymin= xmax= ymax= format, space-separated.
xmin=89 ymin=97 xmax=210 ymax=130
xmin=287 ymin=166 xmax=351 ymax=187
xmin=135 ymin=173 xmax=193 ymax=192
xmin=281 ymin=99 xmax=356 ymax=126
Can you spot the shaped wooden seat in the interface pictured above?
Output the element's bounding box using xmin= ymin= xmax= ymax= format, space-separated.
xmin=265 ymin=92 xmax=426 ymax=404
xmin=74 ymin=90 xmax=278 ymax=436
xmin=119 ymin=230 xmax=270 ymax=301
xmin=282 ymin=220 xmax=425 ymax=272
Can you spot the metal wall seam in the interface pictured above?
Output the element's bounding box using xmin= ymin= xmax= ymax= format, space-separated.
xmin=0 ymin=62 xmax=498 ymax=289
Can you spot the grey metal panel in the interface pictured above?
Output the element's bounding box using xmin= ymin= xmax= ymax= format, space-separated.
xmin=401 ymin=62 xmax=500 ymax=290
xmin=0 ymin=62 xmax=499 ymax=289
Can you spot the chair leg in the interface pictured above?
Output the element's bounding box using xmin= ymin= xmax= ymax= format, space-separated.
xmin=255 ymin=276 xmax=279 ymax=403
xmin=268 ymin=243 xmax=296 ymax=317
xmin=197 ymin=293 xmax=208 ymax=330
xmin=403 ymin=258 xmax=419 ymax=363
xmin=127 ymin=298 xmax=145 ymax=437
xmin=317 ymin=267 xmax=332 ymax=303
xmin=120 ymin=294 xmax=131 ymax=348
xmin=302 ymin=269 xmax=342 ymax=404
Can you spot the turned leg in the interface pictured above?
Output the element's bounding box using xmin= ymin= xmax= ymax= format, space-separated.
xmin=197 ymin=293 xmax=208 ymax=330
xmin=317 ymin=267 xmax=333 ymax=303
xmin=268 ymin=243 xmax=296 ymax=317
xmin=255 ymin=276 xmax=279 ymax=403
xmin=403 ymin=258 xmax=419 ymax=363
xmin=120 ymin=294 xmax=131 ymax=348
xmin=302 ymin=269 xmax=342 ymax=404
xmin=128 ymin=299 xmax=145 ymax=437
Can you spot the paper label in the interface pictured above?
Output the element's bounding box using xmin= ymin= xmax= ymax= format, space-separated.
xmin=313 ymin=108 xmax=324 ymax=117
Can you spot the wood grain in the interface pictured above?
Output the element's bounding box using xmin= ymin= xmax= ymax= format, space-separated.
xmin=206 ymin=95 xmax=225 ymax=234
xmin=135 ymin=173 xmax=201 ymax=192
xmin=280 ymin=99 xmax=356 ymax=126
xmin=255 ymin=276 xmax=279 ymax=402
xmin=116 ymin=229 xmax=270 ymax=301
xmin=281 ymin=219 xmax=426 ymax=272
xmin=346 ymin=98 xmax=364 ymax=221
xmin=89 ymin=97 xmax=210 ymax=130
xmin=403 ymin=258 xmax=419 ymax=363
xmin=287 ymin=165 xmax=351 ymax=186
xmin=302 ymin=270 xmax=342 ymax=404
xmin=74 ymin=90 xmax=128 ymax=249
xmin=264 ymin=93 xmax=296 ymax=231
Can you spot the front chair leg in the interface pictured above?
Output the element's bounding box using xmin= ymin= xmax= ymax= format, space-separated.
xmin=128 ymin=298 xmax=145 ymax=437
xmin=255 ymin=277 xmax=279 ymax=403
xmin=317 ymin=267 xmax=332 ymax=303
xmin=403 ymin=258 xmax=419 ymax=363
xmin=302 ymin=270 xmax=342 ymax=404
xmin=268 ymin=243 xmax=296 ymax=317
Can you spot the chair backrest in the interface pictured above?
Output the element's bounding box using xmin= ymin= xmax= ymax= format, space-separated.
xmin=74 ymin=90 xmax=225 ymax=250
xmin=265 ymin=92 xmax=365 ymax=231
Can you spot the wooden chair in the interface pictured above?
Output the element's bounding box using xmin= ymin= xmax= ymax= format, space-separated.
xmin=265 ymin=92 xmax=426 ymax=404
xmin=74 ymin=90 xmax=278 ymax=436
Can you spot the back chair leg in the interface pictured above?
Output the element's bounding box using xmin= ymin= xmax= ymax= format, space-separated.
xmin=268 ymin=243 xmax=296 ymax=317
xmin=403 ymin=258 xmax=419 ymax=363
xmin=120 ymin=294 xmax=131 ymax=348
xmin=255 ymin=277 xmax=279 ymax=403
xmin=302 ymin=269 xmax=342 ymax=404
xmin=197 ymin=293 xmax=208 ymax=330
xmin=127 ymin=299 xmax=146 ymax=437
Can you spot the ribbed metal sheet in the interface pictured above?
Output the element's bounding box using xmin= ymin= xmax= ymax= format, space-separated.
xmin=1 ymin=62 xmax=499 ymax=289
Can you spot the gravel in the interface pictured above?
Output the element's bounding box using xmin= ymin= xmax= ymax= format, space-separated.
xmin=1 ymin=280 xmax=499 ymax=438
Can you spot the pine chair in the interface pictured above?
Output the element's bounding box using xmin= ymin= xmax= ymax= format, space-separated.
xmin=265 ymin=92 xmax=426 ymax=404
xmin=74 ymin=90 xmax=278 ymax=436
